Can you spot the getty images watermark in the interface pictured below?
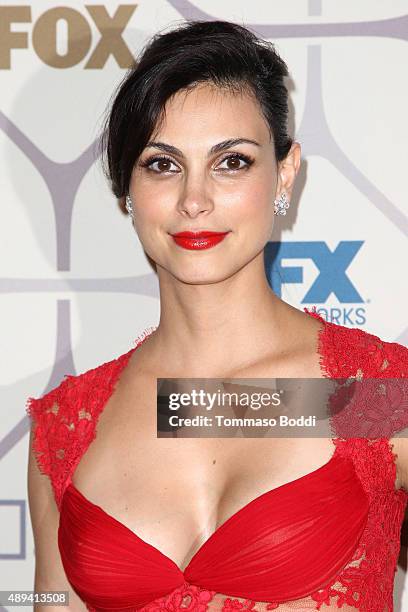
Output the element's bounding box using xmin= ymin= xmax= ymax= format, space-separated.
xmin=156 ymin=378 xmax=341 ymax=437
xmin=165 ymin=385 xmax=316 ymax=429
xmin=156 ymin=377 xmax=408 ymax=438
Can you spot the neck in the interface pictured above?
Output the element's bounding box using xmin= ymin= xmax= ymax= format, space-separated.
xmin=147 ymin=253 xmax=304 ymax=376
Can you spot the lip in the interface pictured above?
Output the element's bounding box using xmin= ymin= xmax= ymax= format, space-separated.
xmin=170 ymin=230 xmax=230 ymax=250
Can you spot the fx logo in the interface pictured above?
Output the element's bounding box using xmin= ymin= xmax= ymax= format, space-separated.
xmin=265 ymin=241 xmax=364 ymax=303
xmin=0 ymin=4 xmax=137 ymax=69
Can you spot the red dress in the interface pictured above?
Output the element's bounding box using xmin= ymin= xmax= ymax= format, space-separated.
xmin=26 ymin=308 xmax=408 ymax=612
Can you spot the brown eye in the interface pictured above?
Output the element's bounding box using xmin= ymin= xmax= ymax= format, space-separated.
xmin=226 ymin=157 xmax=241 ymax=170
xmin=216 ymin=153 xmax=254 ymax=172
xmin=139 ymin=155 xmax=180 ymax=174
xmin=156 ymin=159 xmax=172 ymax=172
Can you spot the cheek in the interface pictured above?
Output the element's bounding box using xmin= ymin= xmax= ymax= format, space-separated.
xmin=230 ymin=166 xmax=275 ymax=215
xmin=132 ymin=198 xmax=173 ymax=250
xmin=131 ymin=178 xmax=173 ymax=224
xmin=231 ymin=183 xmax=274 ymax=226
xmin=131 ymin=181 xmax=161 ymax=219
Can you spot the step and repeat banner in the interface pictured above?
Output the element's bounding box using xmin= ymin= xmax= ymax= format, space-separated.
xmin=1 ymin=1 xmax=407 ymax=610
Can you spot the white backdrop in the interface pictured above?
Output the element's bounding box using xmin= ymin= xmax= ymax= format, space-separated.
xmin=1 ymin=1 xmax=407 ymax=610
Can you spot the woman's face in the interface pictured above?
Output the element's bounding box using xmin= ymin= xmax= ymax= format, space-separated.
xmin=128 ymin=82 xmax=299 ymax=284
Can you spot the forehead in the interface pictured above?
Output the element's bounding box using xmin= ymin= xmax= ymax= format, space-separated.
xmin=152 ymin=83 xmax=271 ymax=144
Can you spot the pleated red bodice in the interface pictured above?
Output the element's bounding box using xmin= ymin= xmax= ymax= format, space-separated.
xmin=58 ymin=447 xmax=369 ymax=609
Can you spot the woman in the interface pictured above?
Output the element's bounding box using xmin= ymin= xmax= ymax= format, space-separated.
xmin=27 ymin=19 xmax=408 ymax=612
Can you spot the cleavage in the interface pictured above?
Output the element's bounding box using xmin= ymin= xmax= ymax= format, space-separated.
xmin=71 ymin=435 xmax=336 ymax=573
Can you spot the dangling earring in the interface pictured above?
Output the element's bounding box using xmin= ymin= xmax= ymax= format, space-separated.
xmin=274 ymin=192 xmax=290 ymax=216
xmin=125 ymin=194 xmax=133 ymax=219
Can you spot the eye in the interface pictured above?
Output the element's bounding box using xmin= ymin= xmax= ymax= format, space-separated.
xmin=215 ymin=153 xmax=254 ymax=172
xmin=139 ymin=155 xmax=180 ymax=174
xmin=139 ymin=152 xmax=254 ymax=174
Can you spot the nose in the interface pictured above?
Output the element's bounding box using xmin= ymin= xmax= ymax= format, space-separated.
xmin=177 ymin=176 xmax=215 ymax=218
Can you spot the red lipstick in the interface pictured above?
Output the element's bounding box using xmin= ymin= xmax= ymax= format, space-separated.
xmin=171 ymin=231 xmax=230 ymax=250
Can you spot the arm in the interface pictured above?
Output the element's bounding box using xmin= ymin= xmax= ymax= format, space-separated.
xmin=391 ymin=434 xmax=408 ymax=493
xmin=27 ymin=425 xmax=87 ymax=612
xmin=391 ymin=435 xmax=408 ymax=562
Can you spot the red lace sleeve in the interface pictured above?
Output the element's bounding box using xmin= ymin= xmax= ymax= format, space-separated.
xmin=27 ymin=390 xmax=54 ymax=481
xmin=26 ymin=374 xmax=85 ymax=510
xmin=304 ymin=307 xmax=408 ymax=380
xmin=304 ymin=308 xmax=408 ymax=439
xmin=381 ymin=337 xmax=408 ymax=377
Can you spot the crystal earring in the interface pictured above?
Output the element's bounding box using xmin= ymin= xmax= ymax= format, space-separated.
xmin=274 ymin=192 xmax=290 ymax=216
xmin=125 ymin=194 xmax=133 ymax=218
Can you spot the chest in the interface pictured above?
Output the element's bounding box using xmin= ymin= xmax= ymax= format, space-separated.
xmin=70 ymin=364 xmax=337 ymax=571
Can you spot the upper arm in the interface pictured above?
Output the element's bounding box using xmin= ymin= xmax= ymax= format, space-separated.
xmin=389 ymin=433 xmax=408 ymax=492
xmin=391 ymin=434 xmax=408 ymax=555
xmin=27 ymin=418 xmax=87 ymax=611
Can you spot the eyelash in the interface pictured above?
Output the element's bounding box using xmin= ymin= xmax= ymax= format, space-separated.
xmin=139 ymin=152 xmax=255 ymax=174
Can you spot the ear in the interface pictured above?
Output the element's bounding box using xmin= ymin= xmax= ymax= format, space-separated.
xmin=275 ymin=142 xmax=301 ymax=201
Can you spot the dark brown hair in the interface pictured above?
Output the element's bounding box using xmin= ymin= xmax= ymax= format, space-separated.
xmin=100 ymin=19 xmax=293 ymax=199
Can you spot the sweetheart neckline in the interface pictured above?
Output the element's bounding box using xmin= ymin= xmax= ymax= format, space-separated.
xmin=62 ymin=441 xmax=344 ymax=577
xmin=59 ymin=310 xmax=335 ymax=576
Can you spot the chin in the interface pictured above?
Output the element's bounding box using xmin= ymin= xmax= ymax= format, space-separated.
xmin=173 ymin=272 xmax=226 ymax=285
xmin=164 ymin=264 xmax=230 ymax=285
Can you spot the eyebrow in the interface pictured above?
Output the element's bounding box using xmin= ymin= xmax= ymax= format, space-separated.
xmin=144 ymin=138 xmax=261 ymax=158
